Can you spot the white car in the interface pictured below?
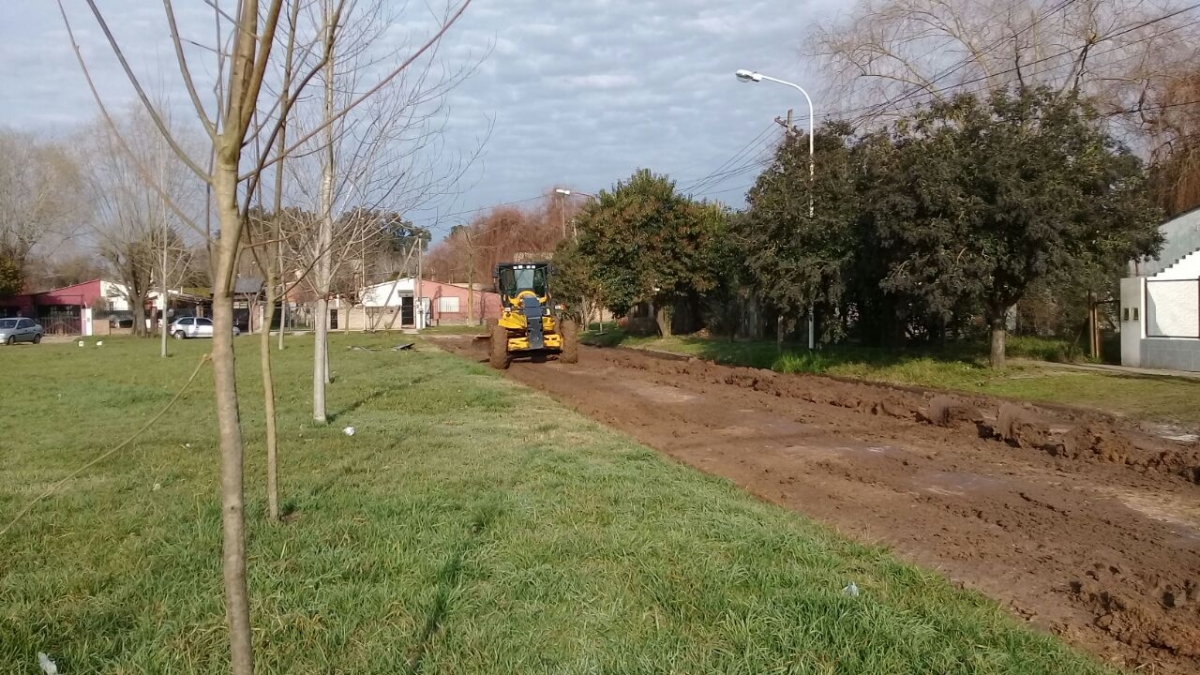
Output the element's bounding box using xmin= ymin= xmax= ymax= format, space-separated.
xmin=170 ymin=317 xmax=241 ymax=340
xmin=0 ymin=317 xmax=43 ymax=345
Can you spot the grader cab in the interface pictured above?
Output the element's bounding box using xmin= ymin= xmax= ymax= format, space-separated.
xmin=487 ymin=262 xmax=578 ymax=369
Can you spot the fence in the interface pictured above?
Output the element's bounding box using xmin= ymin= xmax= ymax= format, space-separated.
xmin=1146 ymin=279 xmax=1200 ymax=338
xmin=38 ymin=306 xmax=82 ymax=335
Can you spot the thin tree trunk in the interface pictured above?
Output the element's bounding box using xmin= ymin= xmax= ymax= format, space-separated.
xmin=260 ymin=273 xmax=279 ymax=520
xmin=211 ymin=158 xmax=254 ymax=675
xmin=160 ymin=242 xmax=169 ymax=355
xmin=989 ymin=313 xmax=1007 ymax=369
xmin=313 ymin=296 xmax=329 ymax=422
xmin=312 ymin=1 xmax=336 ymax=422
xmin=261 ymin=0 xmax=298 ymax=517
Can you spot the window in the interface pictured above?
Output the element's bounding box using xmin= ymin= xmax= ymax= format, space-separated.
xmin=179 ymin=318 xmax=193 ymax=326
xmin=1133 ymin=308 xmax=1140 ymax=321
xmin=0 ymin=319 xmax=16 ymax=329
xmin=497 ymin=265 xmax=547 ymax=297
xmin=438 ymin=296 xmax=460 ymax=313
xmin=18 ymin=319 xmax=32 ymax=328
xmin=1123 ymin=308 xmax=1130 ymax=322
xmin=197 ymin=318 xmax=213 ymax=327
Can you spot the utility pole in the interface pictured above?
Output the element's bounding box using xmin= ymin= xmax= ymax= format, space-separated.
xmin=774 ymin=108 xmax=794 ymax=136
xmin=559 ymin=190 xmax=567 ymax=238
xmin=774 ymin=107 xmax=813 ymax=350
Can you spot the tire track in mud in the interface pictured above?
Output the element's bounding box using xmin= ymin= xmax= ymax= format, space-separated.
xmin=436 ymin=338 xmax=1200 ymax=673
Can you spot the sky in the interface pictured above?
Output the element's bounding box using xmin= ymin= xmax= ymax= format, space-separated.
xmin=0 ymin=0 xmax=841 ymax=236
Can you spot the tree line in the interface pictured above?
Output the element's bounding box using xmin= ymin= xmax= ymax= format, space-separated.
xmin=555 ymin=87 xmax=1165 ymax=368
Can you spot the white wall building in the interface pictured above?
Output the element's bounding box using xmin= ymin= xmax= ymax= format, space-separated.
xmin=99 ymin=280 xmax=131 ymax=312
xmin=355 ymin=278 xmax=428 ymax=329
xmin=1121 ymin=208 xmax=1200 ymax=371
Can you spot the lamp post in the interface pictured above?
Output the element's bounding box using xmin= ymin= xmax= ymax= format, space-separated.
xmin=554 ymin=188 xmax=601 ymax=330
xmin=736 ymin=69 xmax=816 ymax=348
xmin=554 ymin=188 xmax=597 ymax=239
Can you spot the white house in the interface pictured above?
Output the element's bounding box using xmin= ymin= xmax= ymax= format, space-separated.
xmin=354 ymin=278 xmax=429 ymax=330
xmin=1121 ymin=208 xmax=1200 ymax=371
xmin=99 ymin=280 xmax=132 ymax=312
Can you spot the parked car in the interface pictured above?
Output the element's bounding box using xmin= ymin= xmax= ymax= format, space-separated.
xmin=108 ymin=313 xmax=135 ymax=329
xmin=0 ymin=317 xmax=43 ymax=345
xmin=170 ymin=316 xmax=241 ymax=340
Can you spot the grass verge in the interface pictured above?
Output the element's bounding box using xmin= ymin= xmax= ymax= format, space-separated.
xmin=1 ymin=335 xmax=1113 ymax=673
xmin=582 ymin=329 xmax=1200 ymax=425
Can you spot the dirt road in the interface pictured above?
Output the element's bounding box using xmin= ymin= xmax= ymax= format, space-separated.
xmin=438 ymin=338 xmax=1200 ymax=673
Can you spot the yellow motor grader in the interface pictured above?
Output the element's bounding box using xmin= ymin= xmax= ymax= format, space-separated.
xmin=486 ymin=262 xmax=578 ymax=369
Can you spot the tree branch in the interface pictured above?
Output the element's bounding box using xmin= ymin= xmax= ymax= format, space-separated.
xmin=78 ymin=0 xmax=210 ymax=181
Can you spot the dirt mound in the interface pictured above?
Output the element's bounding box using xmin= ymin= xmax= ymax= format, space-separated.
xmin=1058 ymin=423 xmax=1137 ymax=464
xmin=1049 ymin=423 xmax=1200 ymax=484
xmin=976 ymin=404 xmax=1053 ymax=449
xmin=921 ymin=395 xmax=983 ymax=427
xmin=1067 ymin=566 xmax=1200 ymax=662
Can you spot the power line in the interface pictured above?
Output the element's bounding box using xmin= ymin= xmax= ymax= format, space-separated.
xmin=681 ymin=123 xmax=781 ymax=194
xmin=420 ymin=195 xmax=546 ymax=229
xmin=689 ymin=153 xmax=776 ymax=195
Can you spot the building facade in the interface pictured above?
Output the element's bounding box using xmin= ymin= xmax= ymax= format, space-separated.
xmin=1121 ymin=209 xmax=1200 ymax=371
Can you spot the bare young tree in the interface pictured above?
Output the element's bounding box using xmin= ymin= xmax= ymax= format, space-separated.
xmin=57 ymin=0 xmax=476 ymax=672
xmin=80 ymin=110 xmax=200 ymax=339
xmin=276 ymin=0 xmax=488 ymax=422
xmin=0 ymin=130 xmax=85 ymax=291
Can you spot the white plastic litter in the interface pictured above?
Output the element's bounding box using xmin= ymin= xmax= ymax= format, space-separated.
xmin=343 ymin=426 xmax=356 ymax=436
xmin=842 ymin=582 xmax=860 ymax=597
xmin=96 ymin=340 xmax=104 ymax=346
xmin=38 ymin=652 xmax=58 ymax=675
xmin=77 ymin=340 xmax=85 ymax=347
xmin=153 ymin=483 xmax=162 ymax=491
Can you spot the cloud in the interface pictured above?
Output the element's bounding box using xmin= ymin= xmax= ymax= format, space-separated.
xmin=0 ymin=0 xmax=840 ymax=232
xmin=547 ymin=73 xmax=638 ymax=90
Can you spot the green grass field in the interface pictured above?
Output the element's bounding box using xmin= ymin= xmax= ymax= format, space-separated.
xmin=0 ymin=335 xmax=1114 ymax=674
xmin=584 ymin=329 xmax=1200 ymax=425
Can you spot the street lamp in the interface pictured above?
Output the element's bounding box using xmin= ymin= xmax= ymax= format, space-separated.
xmin=734 ymin=68 xmax=811 ymax=216
xmin=736 ymin=68 xmax=817 ymax=349
xmin=554 ymin=188 xmax=597 ymax=238
xmin=555 ymin=188 xmax=597 ymax=200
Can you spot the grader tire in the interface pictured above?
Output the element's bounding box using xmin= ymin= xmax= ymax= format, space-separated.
xmin=489 ymin=324 xmax=509 ymax=370
xmin=560 ymin=319 xmax=579 ymax=364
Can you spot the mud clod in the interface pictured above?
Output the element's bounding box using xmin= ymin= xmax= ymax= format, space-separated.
xmin=921 ymin=396 xmax=983 ymax=427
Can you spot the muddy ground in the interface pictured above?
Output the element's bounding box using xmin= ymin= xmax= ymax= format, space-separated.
xmin=436 ymin=337 xmax=1200 ymax=673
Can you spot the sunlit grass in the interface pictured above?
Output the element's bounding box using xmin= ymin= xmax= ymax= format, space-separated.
xmin=0 ymin=335 xmax=1113 ymax=673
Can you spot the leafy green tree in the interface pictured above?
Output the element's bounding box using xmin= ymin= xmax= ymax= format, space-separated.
xmin=574 ymin=169 xmax=726 ymax=335
xmin=877 ymin=87 xmax=1163 ymax=367
xmin=549 ymin=238 xmax=599 ymax=323
xmin=739 ymin=122 xmax=863 ymax=343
